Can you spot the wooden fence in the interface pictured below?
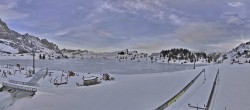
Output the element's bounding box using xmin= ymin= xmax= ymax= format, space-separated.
xmin=8 ymin=80 xmax=37 ymax=86
xmin=2 ymin=82 xmax=37 ymax=92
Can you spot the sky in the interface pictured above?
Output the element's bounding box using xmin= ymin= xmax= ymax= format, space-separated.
xmin=1 ymin=0 xmax=250 ymax=53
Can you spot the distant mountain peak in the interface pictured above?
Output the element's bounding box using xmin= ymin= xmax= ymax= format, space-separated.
xmin=0 ymin=18 xmax=11 ymax=33
xmin=0 ymin=18 xmax=61 ymax=54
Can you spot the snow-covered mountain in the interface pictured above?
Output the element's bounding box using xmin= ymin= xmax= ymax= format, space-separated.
xmin=219 ymin=42 xmax=250 ymax=63
xmin=0 ymin=18 xmax=61 ymax=54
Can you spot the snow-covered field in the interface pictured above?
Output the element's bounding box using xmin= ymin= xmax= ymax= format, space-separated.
xmin=0 ymin=58 xmax=198 ymax=74
xmin=167 ymin=64 xmax=250 ymax=110
xmin=0 ymin=56 xmax=249 ymax=110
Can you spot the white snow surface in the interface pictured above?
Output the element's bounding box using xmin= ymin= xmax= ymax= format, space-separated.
xmin=0 ymin=43 xmax=18 ymax=53
xmin=0 ymin=58 xmax=249 ymax=110
xmin=168 ymin=64 xmax=250 ymax=110
xmin=5 ymin=70 xmax=197 ymax=110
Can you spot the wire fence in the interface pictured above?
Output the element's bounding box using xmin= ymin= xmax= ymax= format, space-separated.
xmin=206 ymin=69 xmax=219 ymax=110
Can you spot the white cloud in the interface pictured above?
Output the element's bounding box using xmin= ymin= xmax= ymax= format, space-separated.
xmin=98 ymin=30 xmax=112 ymax=38
xmin=220 ymin=13 xmax=245 ymax=25
xmin=3 ymin=0 xmax=250 ymax=53
xmin=153 ymin=11 xmax=165 ymax=20
xmin=98 ymin=2 xmax=125 ymax=13
xmin=175 ymin=23 xmax=224 ymax=43
xmin=0 ymin=1 xmax=28 ymax=20
xmin=168 ymin=14 xmax=185 ymax=25
xmin=95 ymin=0 xmax=194 ymax=25
xmin=173 ymin=22 xmax=239 ymax=52
xmin=228 ymin=2 xmax=244 ymax=7
xmin=77 ymin=6 xmax=83 ymax=10
xmin=54 ymin=30 xmax=71 ymax=36
xmin=226 ymin=16 xmax=244 ymax=25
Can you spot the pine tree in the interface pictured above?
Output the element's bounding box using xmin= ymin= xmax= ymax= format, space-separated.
xmin=237 ymin=51 xmax=241 ymax=57
xmin=168 ymin=57 xmax=171 ymax=63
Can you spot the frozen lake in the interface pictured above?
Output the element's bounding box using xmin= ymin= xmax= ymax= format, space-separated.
xmin=0 ymin=58 xmax=203 ymax=74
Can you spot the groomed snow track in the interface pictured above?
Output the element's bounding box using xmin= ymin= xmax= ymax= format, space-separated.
xmin=205 ymin=69 xmax=219 ymax=110
xmin=155 ymin=69 xmax=205 ymax=110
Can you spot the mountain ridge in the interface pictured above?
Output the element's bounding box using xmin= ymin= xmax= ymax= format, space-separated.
xmin=0 ymin=18 xmax=61 ymax=54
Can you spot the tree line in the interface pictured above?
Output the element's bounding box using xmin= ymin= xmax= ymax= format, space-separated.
xmin=160 ymin=48 xmax=218 ymax=63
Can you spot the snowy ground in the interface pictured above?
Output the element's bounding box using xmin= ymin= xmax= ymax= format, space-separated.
xmin=4 ymin=68 xmax=200 ymax=110
xmin=0 ymin=58 xmax=197 ymax=74
xmin=0 ymin=57 xmax=249 ymax=110
xmin=167 ymin=64 xmax=250 ymax=110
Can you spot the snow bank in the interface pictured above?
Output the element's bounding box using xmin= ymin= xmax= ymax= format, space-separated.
xmin=0 ymin=44 xmax=18 ymax=53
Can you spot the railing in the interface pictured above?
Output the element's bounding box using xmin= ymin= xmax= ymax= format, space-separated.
xmin=8 ymin=80 xmax=37 ymax=86
xmin=2 ymin=82 xmax=37 ymax=92
xmin=155 ymin=69 xmax=205 ymax=110
xmin=206 ymin=69 xmax=219 ymax=110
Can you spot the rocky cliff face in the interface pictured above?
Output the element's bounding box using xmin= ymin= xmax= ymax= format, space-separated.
xmin=0 ymin=18 xmax=61 ymax=54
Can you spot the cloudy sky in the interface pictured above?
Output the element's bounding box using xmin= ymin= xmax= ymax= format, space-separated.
xmin=1 ymin=0 xmax=250 ymax=53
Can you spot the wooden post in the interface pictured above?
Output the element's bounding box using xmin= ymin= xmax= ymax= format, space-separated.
xmin=61 ymin=73 xmax=63 ymax=83
xmin=32 ymin=49 xmax=35 ymax=74
xmin=193 ymin=59 xmax=196 ymax=69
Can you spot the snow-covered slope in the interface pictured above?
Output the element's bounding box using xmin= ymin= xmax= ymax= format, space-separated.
xmin=0 ymin=18 xmax=61 ymax=54
xmin=0 ymin=43 xmax=18 ymax=53
xmin=219 ymin=42 xmax=250 ymax=63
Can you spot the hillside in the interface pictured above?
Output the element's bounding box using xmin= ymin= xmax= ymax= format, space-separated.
xmin=0 ymin=18 xmax=61 ymax=54
xmin=155 ymin=48 xmax=220 ymax=64
xmin=219 ymin=42 xmax=250 ymax=63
